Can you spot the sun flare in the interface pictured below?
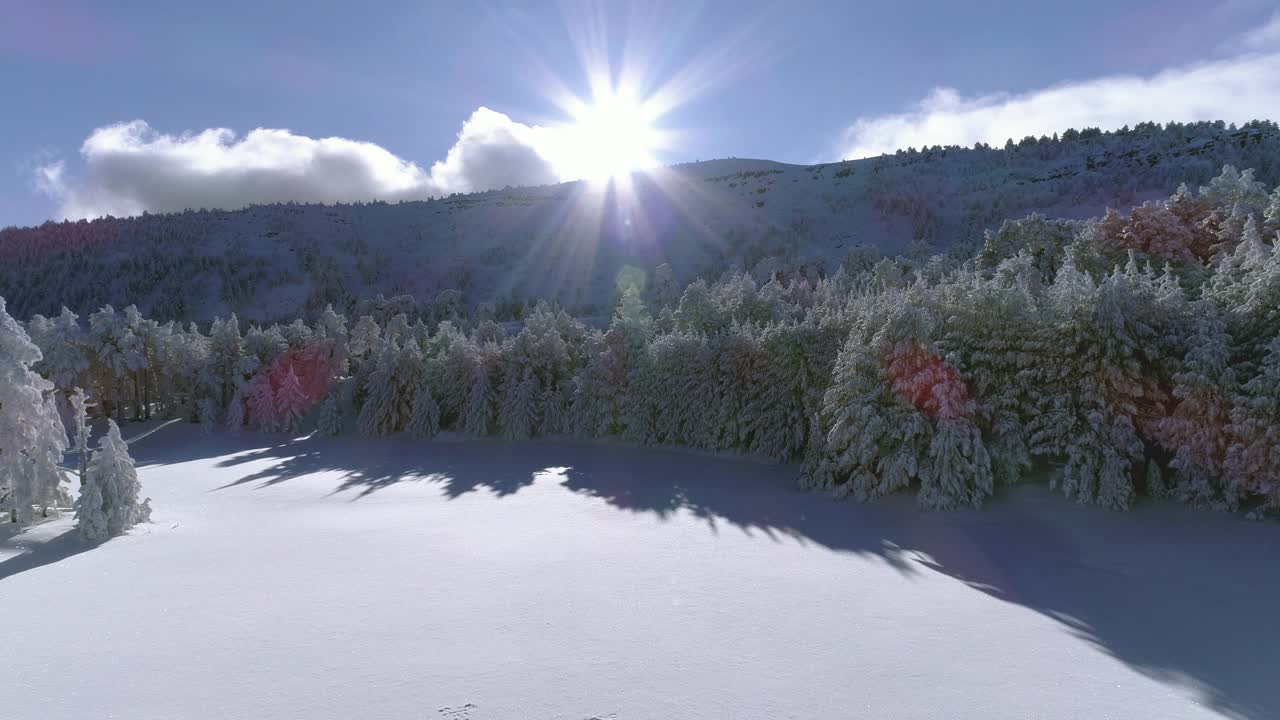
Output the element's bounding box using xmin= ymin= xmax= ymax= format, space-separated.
xmin=558 ymin=87 xmax=661 ymax=181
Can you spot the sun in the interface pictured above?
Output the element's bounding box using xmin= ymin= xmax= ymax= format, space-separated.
xmin=559 ymin=86 xmax=661 ymax=182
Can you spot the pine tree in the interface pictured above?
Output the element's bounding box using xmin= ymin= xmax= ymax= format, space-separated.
xmin=806 ymin=296 xmax=994 ymax=509
xmin=357 ymin=340 xmax=422 ymax=436
xmin=541 ymin=384 xmax=569 ymax=436
xmin=1027 ymin=258 xmax=1153 ymax=509
xmin=1223 ymin=338 xmax=1280 ymax=514
xmin=69 ymin=387 xmax=90 ymax=485
xmin=499 ymin=368 xmax=539 ymax=439
xmin=0 ymin=297 xmax=70 ymax=525
xmin=315 ymin=379 xmax=353 ymax=437
xmin=274 ymin=365 xmax=309 ymax=433
xmin=464 ymin=359 xmax=496 ymax=437
xmin=1264 ymin=186 xmax=1280 ymax=239
xmin=75 ymin=420 xmax=151 ymax=542
xmin=1156 ymin=300 xmax=1236 ymax=507
xmin=248 ymin=373 xmax=279 ymax=432
xmin=208 ymin=314 xmax=247 ymax=414
xmin=349 ymin=315 xmax=381 ymax=366
xmin=407 ymin=379 xmax=441 ymax=440
xmin=224 ymin=383 xmax=248 ymax=434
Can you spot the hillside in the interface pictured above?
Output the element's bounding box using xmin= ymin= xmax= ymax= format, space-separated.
xmin=3 ymin=120 xmax=1279 ymax=323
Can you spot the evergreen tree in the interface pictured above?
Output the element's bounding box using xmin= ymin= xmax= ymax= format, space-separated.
xmin=69 ymin=387 xmax=90 ymax=485
xmin=0 ymin=297 xmax=70 ymax=525
xmin=274 ymin=366 xmax=309 ymax=433
xmin=357 ymin=340 xmax=422 ymax=436
xmin=1027 ymin=258 xmax=1154 ymax=509
xmin=464 ymin=358 xmax=496 ymax=437
xmin=1157 ymin=301 xmax=1236 ymax=507
xmin=407 ymin=378 xmax=441 ymax=440
xmin=1223 ymin=338 xmax=1280 ymax=514
xmin=315 ymin=379 xmax=353 ymax=437
xmin=499 ymin=368 xmax=540 ymax=439
xmin=249 ymin=373 xmax=279 ymax=432
xmin=75 ymin=420 xmax=151 ymax=542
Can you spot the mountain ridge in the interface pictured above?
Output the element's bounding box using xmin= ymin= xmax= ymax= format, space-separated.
xmin=3 ymin=119 xmax=1278 ymax=322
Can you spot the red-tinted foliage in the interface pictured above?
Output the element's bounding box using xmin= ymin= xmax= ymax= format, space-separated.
xmin=883 ymin=342 xmax=974 ymax=420
xmin=242 ymin=341 xmax=339 ymax=428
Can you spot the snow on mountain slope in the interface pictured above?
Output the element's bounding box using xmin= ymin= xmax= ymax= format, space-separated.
xmin=3 ymin=424 xmax=1277 ymax=719
xmin=3 ymin=120 xmax=1278 ymax=322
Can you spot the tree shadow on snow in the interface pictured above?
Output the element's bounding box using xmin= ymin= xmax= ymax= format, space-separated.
xmin=0 ymin=526 xmax=95 ymax=583
xmin=136 ymin=429 xmax=1280 ymax=720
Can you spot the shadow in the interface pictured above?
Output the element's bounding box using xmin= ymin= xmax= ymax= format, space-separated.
xmin=132 ymin=428 xmax=1280 ymax=719
xmin=1 ymin=526 xmax=95 ymax=582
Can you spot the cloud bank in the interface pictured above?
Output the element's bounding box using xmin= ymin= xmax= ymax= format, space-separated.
xmin=42 ymin=108 xmax=561 ymax=220
xmin=839 ymin=49 xmax=1280 ymax=160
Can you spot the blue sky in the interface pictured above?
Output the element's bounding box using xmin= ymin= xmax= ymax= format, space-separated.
xmin=3 ymin=0 xmax=1280 ymax=227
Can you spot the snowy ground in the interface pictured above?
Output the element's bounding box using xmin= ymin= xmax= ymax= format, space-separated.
xmin=3 ymin=424 xmax=1278 ymax=720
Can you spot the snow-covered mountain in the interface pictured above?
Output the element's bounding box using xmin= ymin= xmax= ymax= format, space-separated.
xmin=3 ymin=120 xmax=1279 ymax=322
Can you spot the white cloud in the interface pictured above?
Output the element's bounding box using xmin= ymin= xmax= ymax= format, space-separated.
xmin=32 ymin=158 xmax=66 ymax=199
xmin=838 ymin=50 xmax=1280 ymax=160
xmin=427 ymin=107 xmax=560 ymax=194
xmin=1240 ymin=11 xmax=1280 ymax=50
xmin=45 ymin=108 xmax=562 ymax=220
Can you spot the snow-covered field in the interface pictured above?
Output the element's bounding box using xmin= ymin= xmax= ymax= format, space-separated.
xmin=3 ymin=424 xmax=1277 ymax=719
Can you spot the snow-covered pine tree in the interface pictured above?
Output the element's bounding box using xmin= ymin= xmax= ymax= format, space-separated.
xmin=571 ymin=286 xmax=651 ymax=438
xmin=26 ymin=307 xmax=90 ymax=398
xmin=357 ymin=339 xmax=423 ymax=436
xmin=1027 ymin=256 xmax=1153 ymax=509
xmin=198 ymin=397 xmax=219 ymax=434
xmin=224 ymin=382 xmax=248 ymax=434
xmin=540 ymin=383 xmax=569 ymax=436
xmin=0 ymin=298 xmax=70 ymax=524
xmin=315 ymin=304 xmax=350 ymax=374
xmin=1223 ymin=337 xmax=1280 ymax=515
xmin=75 ymin=419 xmax=151 ymax=542
xmin=1264 ymin=185 xmax=1280 ymax=239
xmin=1206 ymin=215 xmax=1269 ymax=313
xmin=707 ymin=325 xmax=761 ymax=451
xmin=935 ymin=263 xmax=1043 ymax=487
xmin=384 ymin=313 xmax=410 ymax=343
xmin=1200 ymin=165 xmax=1270 ymax=220
xmin=805 ymin=293 xmax=994 ymax=509
xmin=407 ymin=375 xmax=441 ymax=440
xmin=464 ymin=354 xmax=497 ymax=437
xmin=244 ymin=324 xmax=288 ymax=368
xmin=69 ymin=387 xmax=90 ymax=485
xmin=640 ymin=330 xmax=712 ymax=447
xmin=1156 ymin=300 xmax=1236 ymax=507
xmin=621 ymin=340 xmax=660 ymax=445
xmin=1228 ymin=227 xmax=1280 ymax=367
xmin=208 ymin=314 xmax=247 ymax=414
xmin=315 ymin=378 xmax=354 ymax=437
xmin=248 ymin=373 xmax=279 ymax=432
xmin=348 ymin=315 xmax=381 ymax=366
xmin=274 ymin=365 xmax=309 ymax=433
xmin=280 ymin=318 xmax=314 ymax=349
xmin=499 ymin=368 xmax=540 ymax=439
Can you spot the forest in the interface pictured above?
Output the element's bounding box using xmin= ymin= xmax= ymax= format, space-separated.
xmin=2 ymin=164 xmax=1279 ymax=523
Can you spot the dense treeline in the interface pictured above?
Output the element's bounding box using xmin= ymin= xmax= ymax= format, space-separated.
xmin=3 ymin=166 xmax=1279 ymax=518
